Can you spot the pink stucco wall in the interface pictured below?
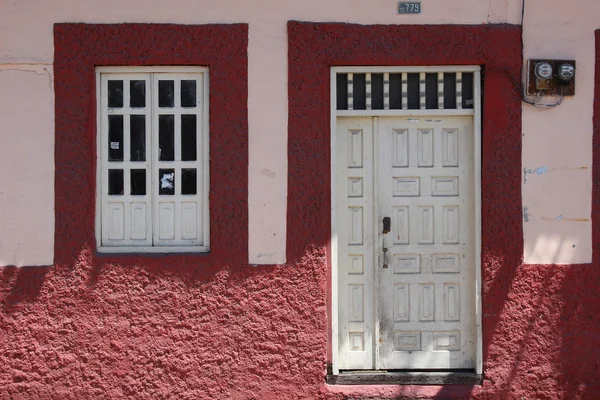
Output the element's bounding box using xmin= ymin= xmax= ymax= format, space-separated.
xmin=2 ymin=0 xmax=599 ymax=265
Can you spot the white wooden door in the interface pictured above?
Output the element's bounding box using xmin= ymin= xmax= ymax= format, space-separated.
xmin=336 ymin=116 xmax=476 ymax=370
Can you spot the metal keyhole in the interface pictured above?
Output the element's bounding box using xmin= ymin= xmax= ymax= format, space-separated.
xmin=382 ymin=246 xmax=388 ymax=268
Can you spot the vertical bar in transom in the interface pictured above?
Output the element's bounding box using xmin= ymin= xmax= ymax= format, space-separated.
xmin=419 ymin=72 xmax=426 ymax=110
xmin=438 ymin=72 xmax=444 ymax=109
xmin=401 ymin=73 xmax=408 ymax=110
xmin=366 ymin=73 xmax=372 ymax=110
xmin=347 ymin=73 xmax=354 ymax=111
xmin=383 ymin=73 xmax=390 ymax=110
xmin=456 ymin=72 xmax=463 ymax=110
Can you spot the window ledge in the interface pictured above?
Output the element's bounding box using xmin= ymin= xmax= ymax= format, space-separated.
xmin=97 ymin=246 xmax=209 ymax=254
xmin=326 ymin=371 xmax=482 ymax=385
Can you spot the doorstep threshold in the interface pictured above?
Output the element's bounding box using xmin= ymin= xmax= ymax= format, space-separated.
xmin=326 ymin=370 xmax=482 ymax=385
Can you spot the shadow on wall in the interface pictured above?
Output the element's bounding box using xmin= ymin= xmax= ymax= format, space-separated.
xmin=0 ymin=241 xmax=274 ymax=314
xmin=1 ymin=265 xmax=50 ymax=310
xmin=0 ymin=243 xmax=329 ymax=399
xmin=1 ymin=225 xmax=600 ymax=399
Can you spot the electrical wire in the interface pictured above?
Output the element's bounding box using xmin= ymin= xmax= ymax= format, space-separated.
xmin=520 ymin=0 xmax=565 ymax=109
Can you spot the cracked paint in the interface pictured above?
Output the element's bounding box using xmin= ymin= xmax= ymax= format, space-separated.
xmin=524 ymin=166 xmax=587 ymax=183
xmin=0 ymin=64 xmax=53 ymax=89
xmin=523 ymin=206 xmax=530 ymax=222
xmin=260 ymin=168 xmax=276 ymax=179
xmin=541 ymin=216 xmax=589 ymax=222
xmin=523 ymin=166 xmax=549 ymax=183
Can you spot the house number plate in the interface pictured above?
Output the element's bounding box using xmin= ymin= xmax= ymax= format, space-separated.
xmin=398 ymin=2 xmax=421 ymax=14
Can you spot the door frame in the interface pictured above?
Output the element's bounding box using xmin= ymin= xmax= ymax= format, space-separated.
xmin=330 ymin=66 xmax=483 ymax=375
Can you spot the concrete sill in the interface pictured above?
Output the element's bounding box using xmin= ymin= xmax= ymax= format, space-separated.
xmin=326 ymin=370 xmax=482 ymax=385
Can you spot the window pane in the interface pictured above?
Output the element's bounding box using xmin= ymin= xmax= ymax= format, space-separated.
xmin=371 ymin=73 xmax=384 ymax=110
xmin=158 ymin=80 xmax=174 ymax=108
xmin=181 ymin=80 xmax=197 ymax=107
xmin=425 ymin=73 xmax=438 ymax=109
xmin=181 ymin=168 xmax=197 ymax=195
xmin=181 ymin=115 xmax=197 ymax=161
xmin=336 ymin=73 xmax=348 ymax=110
xmin=159 ymin=115 xmax=175 ymax=161
xmin=159 ymin=169 xmax=175 ymax=195
xmin=352 ymin=73 xmax=366 ymax=110
xmin=108 ymin=115 xmax=123 ymax=161
xmin=130 ymin=80 xmax=146 ymax=108
xmin=108 ymin=80 xmax=123 ymax=108
xmin=108 ymin=169 xmax=124 ymax=195
xmin=444 ymin=73 xmax=457 ymax=109
xmin=407 ymin=73 xmax=420 ymax=110
xmin=130 ymin=115 xmax=146 ymax=161
xmin=130 ymin=169 xmax=146 ymax=195
xmin=389 ymin=73 xmax=402 ymax=109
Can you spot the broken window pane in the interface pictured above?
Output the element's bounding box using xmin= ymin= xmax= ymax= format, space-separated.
xmin=159 ymin=169 xmax=175 ymax=195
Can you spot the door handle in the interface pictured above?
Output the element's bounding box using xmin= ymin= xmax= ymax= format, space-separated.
xmin=382 ymin=242 xmax=389 ymax=269
xmin=382 ymin=217 xmax=390 ymax=268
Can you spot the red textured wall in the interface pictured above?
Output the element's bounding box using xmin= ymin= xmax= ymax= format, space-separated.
xmin=287 ymin=22 xmax=600 ymax=399
xmin=0 ymin=21 xmax=599 ymax=400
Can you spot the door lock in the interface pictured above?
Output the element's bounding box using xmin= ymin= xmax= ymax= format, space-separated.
xmin=382 ymin=246 xmax=388 ymax=268
xmin=382 ymin=217 xmax=391 ymax=234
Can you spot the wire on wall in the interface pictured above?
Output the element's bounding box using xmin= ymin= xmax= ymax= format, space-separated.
xmin=521 ymin=0 xmax=565 ymax=108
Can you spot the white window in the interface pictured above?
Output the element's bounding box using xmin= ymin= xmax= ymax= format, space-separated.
xmin=96 ymin=67 xmax=209 ymax=253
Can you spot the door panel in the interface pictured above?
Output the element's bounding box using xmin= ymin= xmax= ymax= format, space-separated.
xmin=336 ymin=116 xmax=476 ymax=370
xmin=336 ymin=117 xmax=375 ymax=370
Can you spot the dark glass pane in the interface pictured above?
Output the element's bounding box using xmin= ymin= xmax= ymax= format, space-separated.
xmin=181 ymin=115 xmax=197 ymax=161
xmin=130 ymin=80 xmax=146 ymax=108
xmin=130 ymin=169 xmax=146 ymax=195
xmin=389 ymin=73 xmax=402 ymax=109
xmin=159 ymin=115 xmax=175 ymax=161
xmin=336 ymin=74 xmax=348 ymax=110
xmin=352 ymin=73 xmax=366 ymax=110
xmin=444 ymin=73 xmax=457 ymax=109
xmin=108 ymin=115 xmax=123 ymax=161
xmin=371 ymin=73 xmax=384 ymax=110
xmin=462 ymin=72 xmax=474 ymax=109
xmin=108 ymin=80 xmax=123 ymax=108
xmin=130 ymin=115 xmax=146 ymax=161
xmin=181 ymin=80 xmax=197 ymax=107
xmin=158 ymin=80 xmax=174 ymax=108
xmin=108 ymin=169 xmax=124 ymax=195
xmin=182 ymin=168 xmax=197 ymax=195
xmin=425 ymin=73 xmax=438 ymax=109
xmin=159 ymin=169 xmax=175 ymax=195
xmin=407 ymin=73 xmax=420 ymax=110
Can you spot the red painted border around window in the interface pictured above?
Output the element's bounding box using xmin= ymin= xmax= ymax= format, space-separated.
xmin=54 ymin=23 xmax=248 ymax=268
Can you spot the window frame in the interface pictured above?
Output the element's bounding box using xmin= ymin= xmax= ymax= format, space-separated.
xmin=95 ymin=66 xmax=210 ymax=254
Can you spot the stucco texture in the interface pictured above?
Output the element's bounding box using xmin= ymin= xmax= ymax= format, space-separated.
xmin=0 ymin=22 xmax=599 ymax=400
xmin=287 ymin=22 xmax=600 ymax=399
